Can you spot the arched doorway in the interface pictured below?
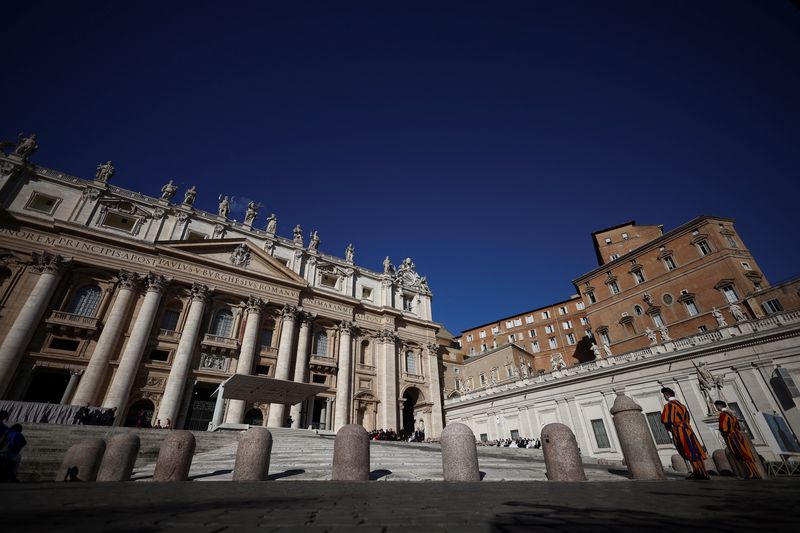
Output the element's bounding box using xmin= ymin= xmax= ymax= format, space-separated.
xmin=244 ymin=408 xmax=263 ymax=426
xmin=124 ymin=399 xmax=155 ymax=427
xmin=402 ymin=387 xmax=421 ymax=439
xmin=24 ymin=368 xmax=70 ymax=403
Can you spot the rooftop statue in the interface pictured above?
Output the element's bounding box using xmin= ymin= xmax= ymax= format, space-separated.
xmin=95 ymin=161 xmax=114 ymax=183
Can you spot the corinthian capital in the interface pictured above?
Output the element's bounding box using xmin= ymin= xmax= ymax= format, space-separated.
xmin=426 ymin=343 xmax=441 ymax=356
xmin=116 ymin=269 xmax=139 ymax=290
xmin=144 ymin=273 xmax=170 ymax=293
xmin=281 ymin=303 xmax=298 ymax=320
xmin=190 ymin=282 xmax=211 ymax=302
xmin=339 ymin=320 xmax=355 ymax=335
xmin=376 ymin=328 xmax=398 ymax=344
xmin=299 ymin=311 xmax=317 ymax=326
xmin=30 ymin=252 xmax=68 ymax=275
xmin=246 ymin=296 xmax=266 ymax=313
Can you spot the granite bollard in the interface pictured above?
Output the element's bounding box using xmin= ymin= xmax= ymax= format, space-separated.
xmin=233 ymin=427 xmax=273 ymax=481
xmin=97 ymin=433 xmax=140 ymax=482
xmin=712 ymin=449 xmax=734 ymax=476
xmin=541 ymin=423 xmax=586 ymax=481
xmin=331 ymin=424 xmax=369 ymax=481
xmin=610 ymin=394 xmax=665 ymax=480
xmin=704 ymin=457 xmax=718 ymax=476
xmin=57 ymin=438 xmax=106 ymax=482
xmin=153 ymin=430 xmax=196 ymax=482
xmin=440 ymin=423 xmax=480 ymax=481
xmin=671 ymin=454 xmax=689 ymax=473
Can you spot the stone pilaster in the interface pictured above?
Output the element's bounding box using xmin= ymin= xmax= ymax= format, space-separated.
xmin=60 ymin=370 xmax=83 ymax=404
xmin=267 ymin=304 xmax=298 ymax=427
xmin=226 ymin=296 xmax=266 ymax=424
xmin=377 ymin=329 xmax=398 ymax=432
xmin=72 ymin=270 xmax=138 ymax=406
xmin=103 ymin=273 xmax=169 ymax=414
xmin=334 ymin=320 xmax=355 ymax=431
xmin=426 ymin=343 xmax=444 ymax=439
xmin=0 ymin=253 xmax=68 ymax=397
xmin=157 ymin=283 xmax=211 ymax=425
xmin=290 ymin=312 xmax=315 ymax=428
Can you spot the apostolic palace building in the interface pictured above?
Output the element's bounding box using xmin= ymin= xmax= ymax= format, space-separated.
xmin=0 ymin=137 xmax=445 ymax=437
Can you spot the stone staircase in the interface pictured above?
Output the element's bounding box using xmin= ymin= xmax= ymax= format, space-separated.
xmin=17 ymin=424 xmax=634 ymax=482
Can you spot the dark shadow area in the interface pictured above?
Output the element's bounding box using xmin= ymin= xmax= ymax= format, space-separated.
xmin=129 ymin=473 xmax=154 ymax=481
xmin=480 ymin=471 xmax=487 ymax=480
xmin=267 ymin=469 xmax=305 ymax=480
xmin=188 ymin=469 xmax=233 ymax=480
xmin=606 ymin=469 xmax=632 ymax=479
xmin=369 ymin=469 xmax=392 ymax=480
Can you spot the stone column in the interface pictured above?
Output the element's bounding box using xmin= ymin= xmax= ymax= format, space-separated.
xmin=60 ymin=370 xmax=83 ymax=404
xmin=326 ymin=397 xmax=334 ymax=430
xmin=72 ymin=270 xmax=138 ymax=406
xmin=426 ymin=343 xmax=444 ymax=439
xmin=334 ymin=321 xmax=354 ymax=431
xmin=0 ymin=253 xmax=66 ymax=398
xmin=157 ymin=283 xmax=211 ymax=425
xmin=226 ymin=297 xmax=265 ymax=424
xmin=377 ymin=329 xmax=398 ymax=432
xmin=319 ymin=398 xmax=328 ymax=430
xmin=210 ymin=384 xmax=226 ymax=430
xmin=290 ymin=312 xmax=314 ymax=428
xmin=266 ymin=304 xmax=298 ymax=427
xmin=103 ymin=273 xmax=168 ymax=412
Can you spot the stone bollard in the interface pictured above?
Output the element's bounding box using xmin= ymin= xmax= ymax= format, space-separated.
xmin=57 ymin=438 xmax=106 ymax=482
xmin=440 ymin=423 xmax=480 ymax=481
xmin=704 ymin=457 xmax=718 ymax=476
xmin=712 ymin=449 xmax=733 ymax=476
xmin=671 ymin=454 xmax=689 ymax=473
xmin=610 ymin=394 xmax=665 ymax=480
xmin=541 ymin=423 xmax=586 ymax=481
xmin=331 ymin=424 xmax=369 ymax=481
xmin=233 ymin=427 xmax=273 ymax=481
xmin=153 ymin=430 xmax=196 ymax=482
xmin=97 ymin=433 xmax=140 ymax=482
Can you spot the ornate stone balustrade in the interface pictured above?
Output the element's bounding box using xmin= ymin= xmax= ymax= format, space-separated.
xmin=200 ymin=334 xmax=239 ymax=356
xmin=403 ymin=371 xmax=425 ymax=383
xmin=357 ymin=363 xmax=376 ymax=373
xmin=158 ymin=329 xmax=181 ymax=341
xmin=45 ymin=310 xmax=101 ymax=335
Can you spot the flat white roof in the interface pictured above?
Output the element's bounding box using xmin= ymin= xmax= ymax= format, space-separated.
xmin=214 ymin=374 xmax=329 ymax=404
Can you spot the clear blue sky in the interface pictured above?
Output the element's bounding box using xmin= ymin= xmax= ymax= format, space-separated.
xmin=2 ymin=1 xmax=799 ymax=335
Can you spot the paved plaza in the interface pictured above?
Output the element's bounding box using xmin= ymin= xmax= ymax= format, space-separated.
xmin=1 ymin=478 xmax=798 ymax=532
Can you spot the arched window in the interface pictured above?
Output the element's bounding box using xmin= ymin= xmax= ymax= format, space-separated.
xmin=66 ymin=285 xmax=102 ymax=317
xmin=314 ymin=331 xmax=328 ymax=356
xmin=160 ymin=304 xmax=182 ymax=331
xmin=405 ymin=350 xmax=417 ymax=374
xmin=360 ymin=341 xmax=370 ymax=365
xmin=210 ymin=309 xmax=234 ymax=337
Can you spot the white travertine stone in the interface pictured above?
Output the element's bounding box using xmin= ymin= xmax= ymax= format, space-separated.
xmin=60 ymin=370 xmax=83 ymax=404
xmin=158 ymin=284 xmax=209 ymax=424
xmin=72 ymin=271 xmax=137 ymax=406
xmin=226 ymin=297 xmax=264 ymax=424
xmin=267 ymin=305 xmax=297 ymax=427
xmin=0 ymin=255 xmax=65 ymax=397
xmin=378 ymin=330 xmax=398 ymax=432
xmin=290 ymin=312 xmax=313 ymax=428
xmin=334 ymin=321 xmax=354 ymax=431
xmin=104 ymin=274 xmax=167 ymax=413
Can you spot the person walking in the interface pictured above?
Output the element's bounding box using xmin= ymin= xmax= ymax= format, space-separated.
xmin=660 ymin=387 xmax=709 ymax=480
xmin=715 ymin=400 xmax=761 ymax=479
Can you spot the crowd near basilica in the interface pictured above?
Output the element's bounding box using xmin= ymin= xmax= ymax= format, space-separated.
xmin=1 ymin=134 xmax=799 ymax=469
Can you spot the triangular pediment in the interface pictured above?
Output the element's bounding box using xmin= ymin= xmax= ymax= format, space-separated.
xmin=155 ymin=239 xmax=307 ymax=287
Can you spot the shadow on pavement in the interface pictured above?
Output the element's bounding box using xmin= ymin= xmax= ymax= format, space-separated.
xmin=267 ymin=469 xmax=305 ymax=480
xmin=370 ymin=469 xmax=392 ymax=480
xmin=188 ymin=469 xmax=233 ymax=480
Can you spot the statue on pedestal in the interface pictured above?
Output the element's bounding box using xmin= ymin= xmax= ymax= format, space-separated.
xmin=729 ymin=303 xmax=747 ymax=323
xmin=265 ymin=213 xmax=277 ymax=234
xmin=712 ymin=307 xmax=728 ymax=328
xmin=95 ymin=161 xmax=114 ymax=182
xmin=383 ymin=256 xmax=393 ymax=274
xmin=14 ymin=133 xmax=38 ymax=159
xmin=183 ymin=185 xmax=197 ymax=206
xmin=244 ymin=201 xmax=258 ymax=225
xmin=160 ymin=180 xmax=178 ymax=201
xmin=590 ymin=342 xmax=602 ymax=359
xmin=293 ymin=224 xmax=303 ymax=245
xmin=645 ymin=327 xmax=658 ymax=346
xmin=550 ymin=353 xmax=566 ymax=371
xmin=658 ymin=325 xmax=672 ymax=342
xmin=602 ymin=343 xmax=613 ymax=358
xmin=345 ymin=243 xmax=354 ymax=263
xmin=309 ymin=230 xmax=320 ymax=251
xmin=695 ymin=361 xmax=724 ymax=415
xmin=218 ymin=195 xmax=231 ymax=218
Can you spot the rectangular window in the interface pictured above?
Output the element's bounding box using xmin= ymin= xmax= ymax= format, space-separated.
xmin=508 ymin=334 xmax=516 ymax=343
xmin=541 ymin=311 xmax=550 ymax=319
xmin=609 ymin=281 xmax=620 ymax=295
xmin=559 ymin=306 xmax=567 ymax=315
xmin=480 ymin=433 xmax=488 ymax=442
xmin=260 ymin=328 xmax=274 ymax=347
xmin=600 ymin=331 xmax=611 ymax=345
xmin=525 ymin=315 xmax=534 ymax=324
xmin=160 ymin=310 xmax=180 ymax=331
xmin=587 ymin=292 xmax=596 ymax=304
xmin=580 ymin=317 xmax=590 ymax=325
xmin=470 ymin=347 xmax=476 ymax=355
xmin=480 ymin=343 xmax=487 ymax=352
xmin=25 ymin=192 xmax=60 ymax=214
xmin=685 ymin=299 xmax=699 ymax=317
xmin=466 ymin=334 xmax=473 ymax=342
xmin=609 ymin=253 xmax=620 ymax=261
xmin=645 ymin=412 xmax=673 ymax=445
xmin=513 ymin=318 xmax=522 ymax=327
xmin=698 ymin=325 xmax=708 ymax=333
xmin=256 ymin=364 xmax=272 ymax=376
xmin=531 ymin=341 xmax=540 ymax=353
xmin=491 ymin=326 xmax=500 ymax=334
xmin=149 ymin=349 xmax=170 ymax=362
xmin=664 ymin=256 xmax=677 ymax=271
xmin=49 ymin=338 xmax=80 ymax=352
xmin=566 ymin=333 xmax=576 ymax=345
xmin=548 ymin=337 xmax=557 ymax=349
xmin=762 ymin=299 xmax=784 ymax=314
xmin=576 ymin=302 xmax=585 ymax=310
xmin=102 ymin=212 xmax=137 ymax=233
xmin=741 ymin=261 xmax=752 ymax=271
xmin=505 ymin=320 xmax=514 ymax=329
xmin=479 ymin=330 xmax=487 ymax=339
xmin=528 ymin=329 xmax=536 ymax=337
xmin=544 ymin=325 xmax=554 ymax=334
xmin=321 ymin=274 xmax=338 ymax=288
xmin=697 ymin=240 xmax=712 ymax=256
xmin=186 ymin=231 xmax=207 ymax=242
xmin=360 ymin=287 xmax=373 ymax=301
xmin=510 ymin=429 xmax=520 ymax=439
xmin=726 ymin=235 xmax=738 ymax=248
xmin=402 ymin=294 xmax=414 ymax=311
xmin=506 ymin=365 xmax=514 ymax=378
xmin=590 ymin=419 xmax=611 ymax=449
xmin=621 ymin=232 xmax=629 ymax=240
xmin=311 ymin=373 xmax=326 ymax=384
xmin=479 ymin=374 xmax=486 ymax=386
xmin=633 ymin=270 xmax=645 ymax=284
xmin=652 ymin=313 xmax=665 ymax=328
xmin=722 ymin=286 xmax=739 ymax=303
xmin=562 ymin=320 xmax=572 ymax=330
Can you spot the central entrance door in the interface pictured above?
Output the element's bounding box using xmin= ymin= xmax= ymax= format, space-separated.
xmin=184 ymin=382 xmax=217 ymax=430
